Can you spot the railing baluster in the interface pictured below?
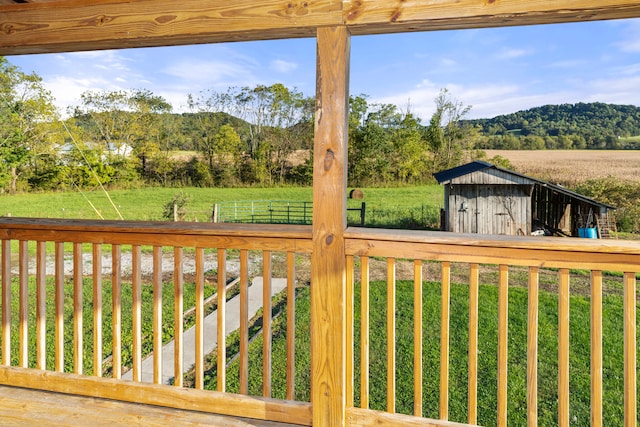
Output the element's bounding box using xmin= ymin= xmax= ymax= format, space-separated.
xmin=174 ymin=247 xmax=183 ymax=387
xmin=498 ymin=264 xmax=509 ymax=427
xmin=346 ymin=255 xmax=354 ymax=407
xmin=1 ymin=240 xmax=10 ymax=366
xmin=558 ymin=268 xmax=570 ymax=427
xmin=19 ymin=240 xmax=28 ymax=368
xmin=387 ymin=257 xmax=396 ymax=413
xmin=286 ymin=251 xmax=296 ymax=401
xmin=590 ymin=270 xmax=602 ymax=427
xmin=55 ymin=242 xmax=64 ymax=372
xmin=216 ymin=248 xmax=226 ymax=392
xmin=132 ymin=245 xmax=142 ymax=381
xmin=92 ymin=244 xmax=102 ymax=377
xmin=239 ymin=249 xmax=249 ymax=395
xmin=7 ymin=220 xmax=640 ymax=425
xmin=360 ymin=256 xmax=370 ymax=409
xmin=73 ymin=242 xmax=83 ymax=375
xmin=440 ymin=261 xmax=450 ymax=420
xmin=36 ymin=241 xmax=46 ymax=370
xmin=112 ymin=245 xmax=122 ymax=379
xmin=414 ymin=259 xmax=423 ymax=418
xmin=624 ymin=272 xmax=636 ymax=427
xmin=195 ymin=247 xmax=204 ymax=389
xmin=468 ymin=263 xmax=479 ymax=424
xmin=0 ymin=220 xmax=318 ymax=423
xmin=262 ymin=250 xmax=272 ymax=398
xmin=527 ymin=266 xmax=539 ymax=427
xmin=153 ymin=246 xmax=162 ymax=384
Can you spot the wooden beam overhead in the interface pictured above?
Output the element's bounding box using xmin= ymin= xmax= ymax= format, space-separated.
xmin=1 ymin=0 xmax=640 ymax=55
xmin=0 ymin=0 xmax=342 ymax=55
xmin=344 ymin=0 xmax=640 ymax=34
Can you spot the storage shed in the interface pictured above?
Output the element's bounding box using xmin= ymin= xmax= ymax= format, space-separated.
xmin=434 ymin=161 xmax=616 ymax=237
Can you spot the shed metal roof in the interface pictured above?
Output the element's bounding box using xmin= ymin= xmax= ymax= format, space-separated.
xmin=434 ymin=161 xmax=615 ymax=210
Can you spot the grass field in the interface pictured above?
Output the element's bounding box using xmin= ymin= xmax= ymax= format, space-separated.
xmin=3 ymin=277 xmax=216 ymax=374
xmin=484 ymin=149 xmax=640 ymax=186
xmin=0 ymin=185 xmax=444 ymax=229
xmin=203 ymin=274 xmax=638 ymax=426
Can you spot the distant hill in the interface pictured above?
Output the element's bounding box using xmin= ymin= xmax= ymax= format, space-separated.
xmin=466 ymin=102 xmax=640 ymax=150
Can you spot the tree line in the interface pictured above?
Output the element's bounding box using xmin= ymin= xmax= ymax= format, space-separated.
xmin=469 ymin=102 xmax=640 ymax=150
xmin=4 ymin=56 xmax=640 ymax=195
xmin=1 ymin=57 xmax=477 ymax=193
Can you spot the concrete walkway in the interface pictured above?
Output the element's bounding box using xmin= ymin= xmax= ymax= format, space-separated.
xmin=123 ymin=277 xmax=287 ymax=384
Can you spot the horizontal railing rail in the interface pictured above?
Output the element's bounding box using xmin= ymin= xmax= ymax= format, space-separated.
xmin=0 ymin=217 xmax=313 ymax=426
xmin=344 ymin=227 xmax=639 ymax=427
xmin=1 ymin=218 xmax=639 ymax=426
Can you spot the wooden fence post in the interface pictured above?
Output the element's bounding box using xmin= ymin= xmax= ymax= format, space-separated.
xmin=212 ymin=204 xmax=218 ymax=223
xmin=311 ymin=25 xmax=350 ymax=427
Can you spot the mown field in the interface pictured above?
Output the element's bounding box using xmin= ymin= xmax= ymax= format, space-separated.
xmin=3 ymin=165 xmax=639 ymax=425
xmin=0 ymin=185 xmax=444 ymax=229
xmin=484 ymin=149 xmax=640 ymax=186
xmin=203 ymin=275 xmax=638 ymax=426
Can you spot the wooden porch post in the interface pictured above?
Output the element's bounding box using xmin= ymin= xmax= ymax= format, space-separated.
xmin=312 ymin=25 xmax=350 ymax=427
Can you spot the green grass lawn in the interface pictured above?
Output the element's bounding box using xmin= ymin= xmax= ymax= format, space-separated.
xmin=0 ymin=185 xmax=443 ymax=229
xmin=211 ymin=277 xmax=638 ymax=426
xmin=2 ymin=277 xmax=216 ymax=375
xmin=4 ymin=267 xmax=637 ymax=426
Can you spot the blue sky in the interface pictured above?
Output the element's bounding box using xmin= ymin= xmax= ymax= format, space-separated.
xmin=7 ymin=17 xmax=640 ymax=121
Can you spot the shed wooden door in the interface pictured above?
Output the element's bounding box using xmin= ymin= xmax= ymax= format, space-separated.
xmin=450 ymin=184 xmax=531 ymax=235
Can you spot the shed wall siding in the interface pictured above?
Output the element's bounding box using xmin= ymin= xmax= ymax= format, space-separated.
xmin=448 ymin=169 xmax=534 ymax=186
xmin=447 ymin=184 xmax=532 ymax=235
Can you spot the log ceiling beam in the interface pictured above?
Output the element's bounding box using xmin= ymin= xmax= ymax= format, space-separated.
xmin=1 ymin=0 xmax=640 ymax=55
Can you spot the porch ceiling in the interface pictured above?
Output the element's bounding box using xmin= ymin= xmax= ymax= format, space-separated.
xmin=2 ymin=0 xmax=640 ymax=55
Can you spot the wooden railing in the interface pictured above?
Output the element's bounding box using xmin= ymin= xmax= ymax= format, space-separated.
xmin=0 ymin=218 xmax=313 ymax=425
xmin=0 ymin=218 xmax=639 ymax=426
xmin=344 ymin=227 xmax=639 ymax=427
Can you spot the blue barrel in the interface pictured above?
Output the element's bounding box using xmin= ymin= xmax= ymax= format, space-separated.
xmin=579 ymin=227 xmax=597 ymax=238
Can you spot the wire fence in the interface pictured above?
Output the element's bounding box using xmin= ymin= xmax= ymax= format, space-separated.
xmin=212 ymin=200 xmax=366 ymax=226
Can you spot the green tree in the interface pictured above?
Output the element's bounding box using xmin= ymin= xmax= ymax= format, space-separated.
xmin=390 ymin=110 xmax=429 ymax=183
xmin=233 ymin=84 xmax=313 ymax=185
xmin=0 ymin=57 xmax=61 ymax=193
xmin=186 ymin=89 xmax=233 ymax=174
xmin=212 ymin=124 xmax=243 ymax=185
xmin=427 ymin=88 xmax=472 ymax=172
xmin=348 ymin=97 xmax=397 ymax=185
xmin=74 ymin=89 xmax=171 ymax=179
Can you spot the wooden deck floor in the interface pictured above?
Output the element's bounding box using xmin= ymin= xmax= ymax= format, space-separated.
xmin=0 ymin=385 xmax=303 ymax=427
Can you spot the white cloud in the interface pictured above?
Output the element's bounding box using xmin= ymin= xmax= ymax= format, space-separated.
xmin=546 ymin=59 xmax=587 ymax=69
xmin=270 ymin=59 xmax=298 ymax=73
xmin=374 ymin=80 xmax=523 ymax=120
xmin=494 ymin=48 xmax=531 ymax=60
xmin=439 ymin=58 xmax=457 ymax=67
xmin=588 ymin=75 xmax=640 ymax=105
xmin=616 ymin=27 xmax=640 ymax=52
xmin=617 ymin=38 xmax=640 ymax=53
xmin=44 ymin=75 xmax=125 ymax=116
xmin=162 ymin=58 xmax=258 ymax=89
xmin=61 ymin=50 xmax=132 ymax=72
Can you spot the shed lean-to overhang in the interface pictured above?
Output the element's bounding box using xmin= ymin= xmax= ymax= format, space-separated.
xmin=434 ymin=160 xmax=615 ymax=211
